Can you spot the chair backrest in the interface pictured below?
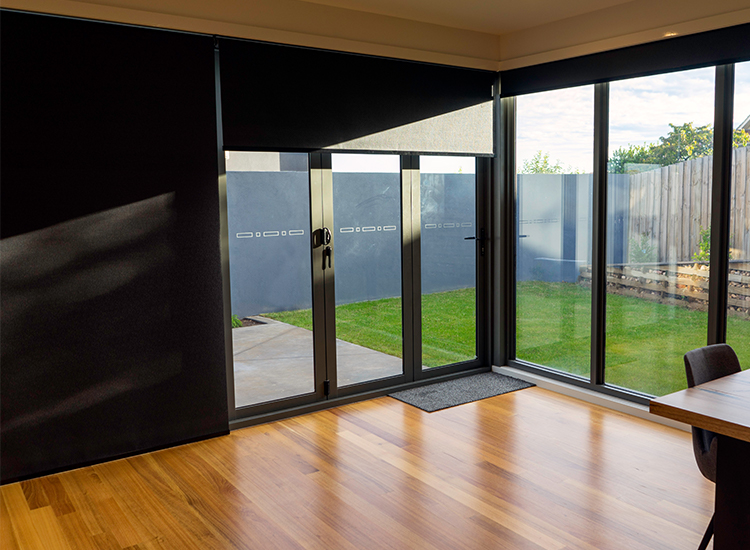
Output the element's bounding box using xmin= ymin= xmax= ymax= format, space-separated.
xmin=684 ymin=343 xmax=741 ymax=388
xmin=683 ymin=343 xmax=741 ymax=483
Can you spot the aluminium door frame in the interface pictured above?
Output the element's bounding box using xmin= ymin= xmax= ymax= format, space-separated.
xmin=222 ymin=150 xmax=493 ymax=425
xmin=219 ymin=151 xmax=328 ymax=422
xmin=317 ymin=151 xmax=413 ymax=400
xmin=410 ymin=155 xmax=491 ymax=382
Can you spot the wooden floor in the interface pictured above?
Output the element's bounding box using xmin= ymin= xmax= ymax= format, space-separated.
xmin=1 ymin=387 xmax=715 ymax=549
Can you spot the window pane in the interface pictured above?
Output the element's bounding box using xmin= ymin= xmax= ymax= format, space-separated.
xmin=515 ymin=85 xmax=594 ymax=378
xmin=420 ymin=156 xmax=476 ymax=368
xmin=226 ymin=152 xmax=315 ymax=407
xmin=331 ymin=154 xmax=403 ymax=387
xmin=727 ymin=61 xmax=750 ymax=368
xmin=606 ymin=68 xmax=715 ymax=396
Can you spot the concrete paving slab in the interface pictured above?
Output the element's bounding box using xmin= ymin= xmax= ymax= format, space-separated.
xmin=233 ymin=317 xmax=403 ymax=408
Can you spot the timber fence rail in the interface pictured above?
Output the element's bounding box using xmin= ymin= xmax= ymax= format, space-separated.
xmin=578 ymin=261 xmax=750 ymax=316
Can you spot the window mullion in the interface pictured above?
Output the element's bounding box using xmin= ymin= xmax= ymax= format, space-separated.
xmin=591 ymin=82 xmax=609 ymax=386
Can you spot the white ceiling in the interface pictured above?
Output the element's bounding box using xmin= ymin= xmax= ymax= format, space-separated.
xmin=297 ymin=0 xmax=635 ymax=34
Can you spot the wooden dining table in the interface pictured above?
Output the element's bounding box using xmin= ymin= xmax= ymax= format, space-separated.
xmin=650 ymin=368 xmax=750 ymax=549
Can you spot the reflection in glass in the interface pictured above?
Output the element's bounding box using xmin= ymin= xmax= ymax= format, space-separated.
xmin=332 ymin=154 xmax=403 ymax=387
xmin=727 ymin=61 xmax=750 ymax=368
xmin=515 ymin=85 xmax=594 ymax=378
xmin=226 ymin=152 xmax=315 ymax=407
xmin=420 ymin=156 xmax=476 ymax=368
xmin=606 ymin=68 xmax=714 ymax=396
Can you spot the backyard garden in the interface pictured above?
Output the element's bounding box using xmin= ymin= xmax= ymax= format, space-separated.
xmin=264 ymin=281 xmax=750 ymax=397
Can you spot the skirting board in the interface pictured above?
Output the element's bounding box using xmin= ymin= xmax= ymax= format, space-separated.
xmin=493 ymin=365 xmax=691 ymax=433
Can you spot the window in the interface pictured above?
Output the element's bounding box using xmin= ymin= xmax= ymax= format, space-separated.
xmin=726 ymin=61 xmax=750 ymax=368
xmin=515 ymin=86 xmax=594 ymax=378
xmin=606 ymin=68 xmax=715 ymax=396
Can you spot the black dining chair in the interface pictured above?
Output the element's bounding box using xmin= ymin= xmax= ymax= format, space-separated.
xmin=683 ymin=343 xmax=742 ymax=550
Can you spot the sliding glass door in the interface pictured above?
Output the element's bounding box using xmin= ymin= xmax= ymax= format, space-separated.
xmin=605 ymin=67 xmax=716 ymax=396
xmin=223 ymin=152 xmax=487 ymax=417
xmin=726 ymin=61 xmax=750 ymax=369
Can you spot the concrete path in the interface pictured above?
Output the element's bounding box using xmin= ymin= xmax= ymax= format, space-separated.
xmin=233 ymin=317 xmax=403 ymax=408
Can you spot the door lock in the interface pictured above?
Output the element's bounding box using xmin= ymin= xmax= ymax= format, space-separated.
xmin=313 ymin=227 xmax=332 ymax=248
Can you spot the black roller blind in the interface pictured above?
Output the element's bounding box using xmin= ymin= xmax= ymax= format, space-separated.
xmin=501 ymin=22 xmax=750 ymax=97
xmin=1 ymin=10 xmax=227 ymax=483
xmin=218 ymin=37 xmax=495 ymax=155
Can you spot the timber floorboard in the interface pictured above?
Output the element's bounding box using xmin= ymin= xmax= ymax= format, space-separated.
xmin=1 ymin=387 xmax=714 ymax=549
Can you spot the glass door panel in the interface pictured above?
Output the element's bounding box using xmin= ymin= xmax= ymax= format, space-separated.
xmin=225 ymin=152 xmax=316 ymax=407
xmin=419 ymin=156 xmax=477 ymax=369
xmin=331 ymin=154 xmax=404 ymax=388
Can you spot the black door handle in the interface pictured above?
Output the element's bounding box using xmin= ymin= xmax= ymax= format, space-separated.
xmin=323 ymin=246 xmax=332 ymax=269
xmin=464 ymin=228 xmax=486 ymax=256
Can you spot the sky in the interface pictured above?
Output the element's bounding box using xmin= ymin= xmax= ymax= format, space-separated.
xmin=516 ymin=61 xmax=750 ymax=173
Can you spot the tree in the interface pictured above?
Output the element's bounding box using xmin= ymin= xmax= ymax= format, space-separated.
xmin=520 ymin=151 xmax=582 ymax=174
xmin=609 ymin=122 xmax=750 ymax=173
xmin=736 ymin=127 xmax=750 ymax=148
xmin=609 ymin=143 xmax=658 ymax=174
xmin=652 ymin=122 xmax=714 ymax=165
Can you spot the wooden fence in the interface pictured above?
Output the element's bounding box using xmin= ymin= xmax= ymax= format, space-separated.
xmin=625 ymin=145 xmax=750 ymax=263
xmin=578 ymin=262 xmax=750 ymax=316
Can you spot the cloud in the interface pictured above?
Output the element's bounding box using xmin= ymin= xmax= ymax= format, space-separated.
xmin=514 ymin=63 xmax=750 ymax=170
xmin=735 ymin=61 xmax=750 ymax=128
xmin=609 ymin=67 xmax=715 ymax=152
xmin=516 ymin=85 xmax=594 ymax=172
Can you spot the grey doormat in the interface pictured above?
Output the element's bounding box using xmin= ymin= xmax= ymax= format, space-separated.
xmin=389 ymin=372 xmax=534 ymax=412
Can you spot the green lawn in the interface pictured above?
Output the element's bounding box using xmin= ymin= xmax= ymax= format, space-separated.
xmin=263 ymin=288 xmax=477 ymax=368
xmin=516 ymin=281 xmax=750 ymax=396
xmin=264 ymin=282 xmax=750 ymax=397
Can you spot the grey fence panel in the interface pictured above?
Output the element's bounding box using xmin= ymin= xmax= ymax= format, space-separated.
xmin=608 ymin=173 xmax=630 ymax=265
xmin=517 ymin=173 xmax=597 ymax=283
xmin=420 ymin=173 xmax=477 ymax=293
xmin=227 ymin=171 xmax=477 ymax=316
xmin=227 ymin=171 xmax=313 ymax=317
xmin=577 ymin=174 xmax=594 ymax=269
xmin=517 ymin=174 xmax=563 ymax=282
xmin=332 ymin=172 xmax=402 ymax=305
